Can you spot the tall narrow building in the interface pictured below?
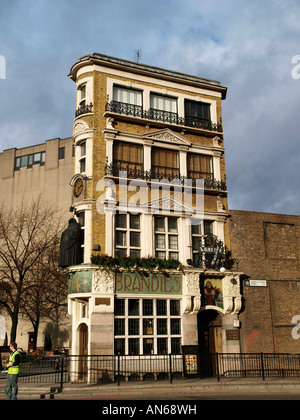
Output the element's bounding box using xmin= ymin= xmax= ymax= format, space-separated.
xmin=67 ymin=53 xmax=242 ymax=358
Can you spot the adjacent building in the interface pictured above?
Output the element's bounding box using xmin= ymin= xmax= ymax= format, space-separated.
xmin=0 ymin=137 xmax=74 ymax=350
xmin=229 ymin=210 xmax=300 ymax=353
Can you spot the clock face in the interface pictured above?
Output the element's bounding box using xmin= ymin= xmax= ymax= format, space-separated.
xmin=73 ymin=178 xmax=83 ymax=197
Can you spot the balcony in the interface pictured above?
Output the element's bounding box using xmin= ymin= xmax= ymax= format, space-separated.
xmin=105 ymin=161 xmax=227 ymax=191
xmin=105 ymin=101 xmax=223 ymax=133
xmin=75 ymin=102 xmax=93 ymax=117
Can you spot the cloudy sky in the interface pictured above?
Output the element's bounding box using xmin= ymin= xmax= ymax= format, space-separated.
xmin=0 ymin=0 xmax=299 ymax=215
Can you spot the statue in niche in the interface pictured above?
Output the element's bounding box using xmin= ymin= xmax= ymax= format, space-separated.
xmin=58 ymin=218 xmax=82 ymax=268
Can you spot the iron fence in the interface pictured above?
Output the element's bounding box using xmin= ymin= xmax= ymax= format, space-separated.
xmin=2 ymin=352 xmax=300 ymax=388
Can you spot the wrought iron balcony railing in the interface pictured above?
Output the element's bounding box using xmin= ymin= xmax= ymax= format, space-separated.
xmin=75 ymin=103 xmax=93 ymax=117
xmin=105 ymin=101 xmax=223 ymax=133
xmin=105 ymin=162 xmax=227 ymax=191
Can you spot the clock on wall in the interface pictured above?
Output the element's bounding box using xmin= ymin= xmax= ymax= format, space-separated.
xmin=73 ymin=177 xmax=83 ymax=198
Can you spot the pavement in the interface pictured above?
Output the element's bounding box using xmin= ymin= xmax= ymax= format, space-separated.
xmin=1 ymin=376 xmax=300 ymax=400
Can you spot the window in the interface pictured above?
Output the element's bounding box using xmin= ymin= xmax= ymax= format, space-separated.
xmin=79 ymin=141 xmax=86 ymax=173
xmin=191 ymin=220 xmax=214 ymax=266
xmin=185 ymin=99 xmax=211 ymax=121
xmin=185 ymin=99 xmax=211 ymax=128
xmin=150 ymin=94 xmax=177 ymax=123
xmin=78 ymin=84 xmax=86 ymax=108
xmin=59 ymin=147 xmax=65 ymax=160
xmin=151 ymin=148 xmax=179 ymax=180
xmin=113 ymin=85 xmax=142 ymax=117
xmin=155 ymin=217 xmax=179 ymax=260
xmin=113 ymin=141 xmax=143 ymax=177
xmin=15 ymin=151 xmax=45 ymax=170
xmin=77 ymin=211 xmax=85 ymax=264
xmin=115 ymin=213 xmax=141 ymax=257
xmin=187 ymin=153 xmax=213 ymax=180
xmin=114 ymin=298 xmax=181 ymax=355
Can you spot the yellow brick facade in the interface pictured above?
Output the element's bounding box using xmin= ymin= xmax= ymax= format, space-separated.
xmin=67 ymin=53 xmax=242 ymax=360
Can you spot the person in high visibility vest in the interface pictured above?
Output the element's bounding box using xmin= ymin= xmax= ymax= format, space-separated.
xmin=5 ymin=342 xmax=21 ymax=400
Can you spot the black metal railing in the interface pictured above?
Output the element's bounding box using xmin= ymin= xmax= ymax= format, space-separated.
xmin=215 ymin=353 xmax=300 ymax=380
xmin=105 ymin=101 xmax=223 ymax=133
xmin=75 ymin=103 xmax=93 ymax=117
xmin=2 ymin=352 xmax=300 ymax=388
xmin=105 ymin=162 xmax=227 ymax=191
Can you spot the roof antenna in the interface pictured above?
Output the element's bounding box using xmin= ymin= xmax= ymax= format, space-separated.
xmin=135 ymin=49 xmax=142 ymax=63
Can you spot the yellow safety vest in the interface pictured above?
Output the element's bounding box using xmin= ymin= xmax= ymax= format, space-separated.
xmin=7 ymin=350 xmax=21 ymax=375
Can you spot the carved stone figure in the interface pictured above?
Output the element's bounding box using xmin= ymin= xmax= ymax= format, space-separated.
xmin=58 ymin=218 xmax=82 ymax=268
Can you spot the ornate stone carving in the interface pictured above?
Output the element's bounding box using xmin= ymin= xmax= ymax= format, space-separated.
xmin=222 ymin=275 xmax=242 ymax=314
xmin=73 ymin=122 xmax=86 ymax=134
xmin=93 ymin=270 xmax=114 ymax=294
xmin=183 ymin=272 xmax=201 ymax=295
xmin=182 ymin=272 xmax=201 ymax=314
xmin=145 ymin=129 xmax=191 ymax=146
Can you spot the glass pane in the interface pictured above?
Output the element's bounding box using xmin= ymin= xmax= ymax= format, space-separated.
xmin=169 ymin=252 xmax=179 ymax=260
xmin=115 ymin=299 xmax=125 ymax=316
xmin=155 ymin=234 xmax=165 ymax=249
xmin=33 ymin=153 xmax=41 ymax=164
xmin=128 ymin=299 xmax=139 ymax=316
xmin=116 ymin=231 xmax=126 ymax=246
xmin=143 ymin=338 xmax=153 ymax=355
xmin=130 ymin=232 xmax=140 ymax=247
xmin=59 ymin=147 xmax=65 ymax=159
xmin=115 ymin=248 xmax=127 ymax=257
xmin=155 ymin=217 xmax=165 ymax=232
xmin=192 ymin=236 xmax=202 ymax=251
xmin=114 ymin=339 xmax=125 ymax=355
xmin=113 ymin=86 xmax=142 ymax=106
xmin=157 ymin=338 xmax=168 ymax=354
xmin=128 ymin=338 xmax=139 ymax=355
xmin=78 ymin=212 xmax=85 ymax=227
xmin=114 ymin=319 xmax=125 ymax=335
xmin=116 ymin=214 xmax=127 ymax=228
xmin=191 ymin=222 xmax=201 ymax=235
xmin=143 ymin=319 xmax=153 ymax=335
xmin=168 ymin=235 xmax=178 ymax=249
xmin=156 ymin=251 xmax=166 ymax=259
xmin=81 ymin=142 xmax=86 ymax=157
xmin=130 ymin=249 xmax=140 ymax=257
xmin=157 ymin=300 xmax=167 ymax=316
xmin=28 ymin=155 xmax=33 ymax=166
xmin=171 ymin=319 xmax=181 ymax=335
xmin=80 ymin=159 xmax=86 ymax=173
xmin=170 ymin=300 xmax=180 ymax=316
xmin=143 ymin=300 xmax=153 ymax=316
xmin=20 ymin=155 xmax=28 ymax=167
xmin=80 ymin=85 xmax=86 ymax=100
xmin=171 ymin=338 xmax=181 ymax=354
xmin=204 ymin=221 xmax=213 ymax=235
xmin=157 ymin=318 xmax=167 ymax=335
xmin=168 ymin=218 xmax=177 ymax=233
xmin=130 ymin=214 xmax=140 ymax=229
xmin=128 ymin=319 xmax=139 ymax=335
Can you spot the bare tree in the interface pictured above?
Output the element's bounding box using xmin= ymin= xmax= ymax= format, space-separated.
xmin=21 ymin=244 xmax=68 ymax=349
xmin=0 ymin=195 xmax=65 ymax=342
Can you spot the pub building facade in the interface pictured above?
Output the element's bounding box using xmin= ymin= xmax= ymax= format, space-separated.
xmin=65 ymin=53 xmax=242 ymax=360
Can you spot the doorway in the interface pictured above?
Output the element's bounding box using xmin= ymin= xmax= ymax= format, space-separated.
xmin=198 ymin=310 xmax=223 ymax=377
xmin=78 ymin=323 xmax=88 ymax=381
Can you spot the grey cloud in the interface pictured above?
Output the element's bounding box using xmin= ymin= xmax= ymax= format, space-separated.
xmin=0 ymin=0 xmax=299 ymax=215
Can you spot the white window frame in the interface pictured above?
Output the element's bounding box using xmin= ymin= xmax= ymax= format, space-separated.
xmin=114 ymin=298 xmax=182 ymax=355
xmin=115 ymin=213 xmax=141 ymax=257
xmin=154 ymin=216 xmax=179 ymax=260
